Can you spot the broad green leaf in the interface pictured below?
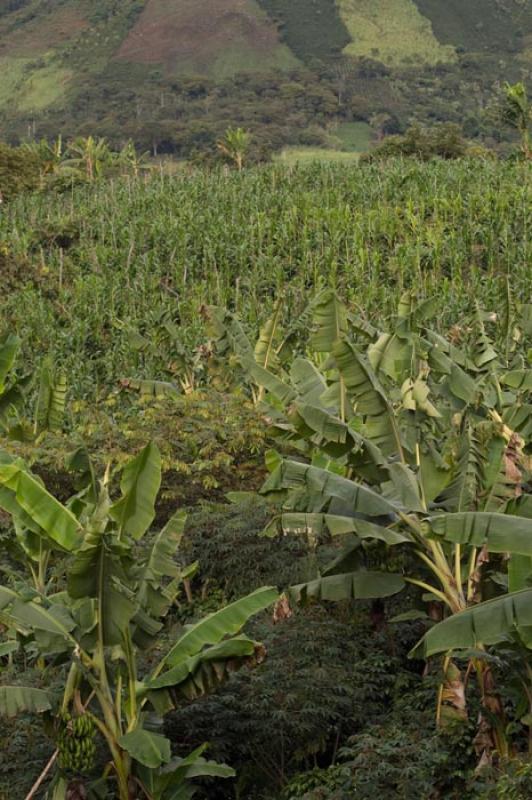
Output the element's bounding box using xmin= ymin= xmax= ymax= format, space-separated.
xmin=291 ymin=403 xmax=386 ymax=476
xmin=119 ymin=728 xmax=171 ymax=769
xmin=262 ymin=460 xmax=399 ymax=517
xmin=501 ymin=371 xmax=532 ymax=391
xmin=410 ymin=589 xmax=532 ymax=659
xmin=0 ymin=641 xmax=18 ymax=657
xmin=368 ymin=332 xmax=413 ymax=382
xmin=135 ymin=511 xmax=188 ymax=642
xmin=427 ymin=512 xmax=532 ymax=555
xmin=309 ymin=289 xmax=347 ymax=353
xmin=254 ymin=301 xmax=281 ymax=372
xmin=161 ymin=586 xmax=278 ymax=667
xmin=508 ymin=555 xmax=532 ymax=593
xmin=447 ymin=364 xmax=478 ymax=404
xmin=0 ymin=462 xmax=81 ymax=551
xmin=11 ymin=597 xmax=76 ymax=640
xmin=332 ymin=338 xmax=401 ymax=455
xmin=148 ymin=636 xmax=258 ymax=691
xmin=270 ymin=512 xmax=410 ymax=546
xmin=123 ymin=379 xmax=180 ymax=400
xmin=290 ymin=570 xmax=405 ymax=602
xmin=110 ymin=442 xmax=162 ymax=540
xmin=290 ymin=358 xmax=327 ymax=405
xmin=385 ymin=463 xmax=425 ymax=512
xmin=240 ymin=356 xmax=295 ymax=404
xmin=0 ymin=686 xmax=52 ymax=717
xmin=69 ymin=491 xmax=137 ymax=645
xmin=333 ymin=339 xmax=389 ymax=417
xmin=0 ymin=333 xmax=19 ymax=393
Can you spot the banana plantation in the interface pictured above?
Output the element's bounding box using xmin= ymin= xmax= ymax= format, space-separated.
xmin=0 ymin=156 xmax=531 ymax=800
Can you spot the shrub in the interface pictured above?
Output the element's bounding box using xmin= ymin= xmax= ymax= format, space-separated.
xmin=363 ymin=123 xmax=472 ymax=161
xmin=165 ymin=609 xmax=421 ymax=798
xmin=0 ymin=142 xmax=40 ymax=201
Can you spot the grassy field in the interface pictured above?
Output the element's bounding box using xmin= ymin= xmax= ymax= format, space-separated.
xmin=1 ymin=159 xmax=530 ymax=399
xmin=332 ymin=121 xmax=373 ymax=151
xmin=274 ymin=147 xmax=363 ymax=165
xmin=337 ymin=0 xmax=456 ymax=65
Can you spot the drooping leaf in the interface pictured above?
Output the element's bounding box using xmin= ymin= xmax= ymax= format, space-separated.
xmin=0 ymin=686 xmax=52 ymax=717
xmin=254 ymin=300 xmax=281 ymax=373
xmin=290 ymin=358 xmax=327 ymax=405
xmin=411 ymin=589 xmax=532 ymax=659
xmin=161 ymin=586 xmax=278 ymax=668
xmin=269 ymin=512 xmax=410 ymax=546
xmin=239 ymin=356 xmax=295 ymax=404
xmin=427 ymin=512 xmax=532 ymax=556
xmin=261 ymin=460 xmax=399 ymax=517
xmin=332 ymin=338 xmax=402 ymax=455
xmin=290 ymin=570 xmax=405 ymax=603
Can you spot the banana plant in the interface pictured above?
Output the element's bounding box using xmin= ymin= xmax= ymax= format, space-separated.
xmin=0 ymin=332 xmax=28 ymax=433
xmin=0 ymin=333 xmax=67 ymax=440
xmin=216 ymin=289 xmax=531 ymax=758
xmin=0 ymin=443 xmax=278 ymax=799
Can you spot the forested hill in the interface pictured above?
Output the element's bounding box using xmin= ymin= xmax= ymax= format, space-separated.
xmin=0 ymin=0 xmax=531 ymax=154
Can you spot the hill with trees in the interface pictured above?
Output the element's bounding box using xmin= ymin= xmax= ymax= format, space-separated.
xmin=0 ymin=0 xmax=530 ymax=155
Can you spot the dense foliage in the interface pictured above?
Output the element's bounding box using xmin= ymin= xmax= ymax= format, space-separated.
xmin=0 ymin=154 xmax=531 ymax=799
xmin=1 ymin=159 xmax=530 ymax=399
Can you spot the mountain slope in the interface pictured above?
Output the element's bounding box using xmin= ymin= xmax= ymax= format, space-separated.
xmin=116 ymin=0 xmax=298 ymax=77
xmin=0 ymin=0 xmax=530 ymax=152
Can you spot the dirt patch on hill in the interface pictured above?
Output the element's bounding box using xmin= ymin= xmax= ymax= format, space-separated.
xmin=115 ymin=0 xmax=284 ymax=73
xmin=0 ymin=6 xmax=87 ymax=58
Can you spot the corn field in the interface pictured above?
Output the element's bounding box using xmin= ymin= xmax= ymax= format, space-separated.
xmin=1 ymin=158 xmax=530 ymax=398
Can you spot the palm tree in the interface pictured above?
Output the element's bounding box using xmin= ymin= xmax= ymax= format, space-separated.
xmin=502 ymin=82 xmax=531 ymax=158
xmin=217 ymin=127 xmax=251 ymax=171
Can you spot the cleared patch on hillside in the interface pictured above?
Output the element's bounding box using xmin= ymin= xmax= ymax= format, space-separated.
xmin=0 ymin=4 xmax=87 ymax=58
xmin=258 ymin=0 xmax=350 ymax=61
xmin=414 ymin=0 xmax=532 ymax=54
xmin=337 ymin=0 xmax=456 ymax=66
xmin=116 ymin=0 xmax=298 ymax=76
xmin=0 ymin=55 xmax=71 ymax=110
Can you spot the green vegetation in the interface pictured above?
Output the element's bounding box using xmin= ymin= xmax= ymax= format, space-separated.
xmin=0 ymin=142 xmax=531 ymax=799
xmin=337 ymin=0 xmax=456 ymax=66
xmin=257 ymin=0 xmax=351 ymax=62
xmin=0 ymin=158 xmax=530 ymax=398
xmin=0 ymin=1 xmax=529 ymax=154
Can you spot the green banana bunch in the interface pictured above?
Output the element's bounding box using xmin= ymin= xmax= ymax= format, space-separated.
xmin=56 ymin=711 xmax=97 ymax=774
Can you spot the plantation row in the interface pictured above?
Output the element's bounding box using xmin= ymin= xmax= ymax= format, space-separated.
xmin=0 ymin=159 xmax=530 ymax=398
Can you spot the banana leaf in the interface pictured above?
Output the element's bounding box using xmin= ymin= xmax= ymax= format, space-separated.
xmin=290 ymin=570 xmax=405 ymax=602
xmin=0 ymin=686 xmax=52 ymax=717
xmin=501 ymin=371 xmax=532 ymax=391
xmin=0 ymin=462 xmax=81 ymax=551
xmin=261 ymin=460 xmax=399 ymax=517
xmin=0 ymin=333 xmax=19 ymax=392
xmin=161 ymin=586 xmax=278 ymax=668
xmin=110 ymin=442 xmax=162 ymax=540
xmin=411 ymin=589 xmax=532 ymax=659
xmin=268 ymin=512 xmax=410 ymax=545
xmin=309 ymin=289 xmax=348 ymax=353
xmin=427 ymin=512 xmax=532 ymax=555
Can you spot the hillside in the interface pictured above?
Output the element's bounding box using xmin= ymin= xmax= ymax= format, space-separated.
xmin=0 ymin=0 xmax=530 ymax=154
